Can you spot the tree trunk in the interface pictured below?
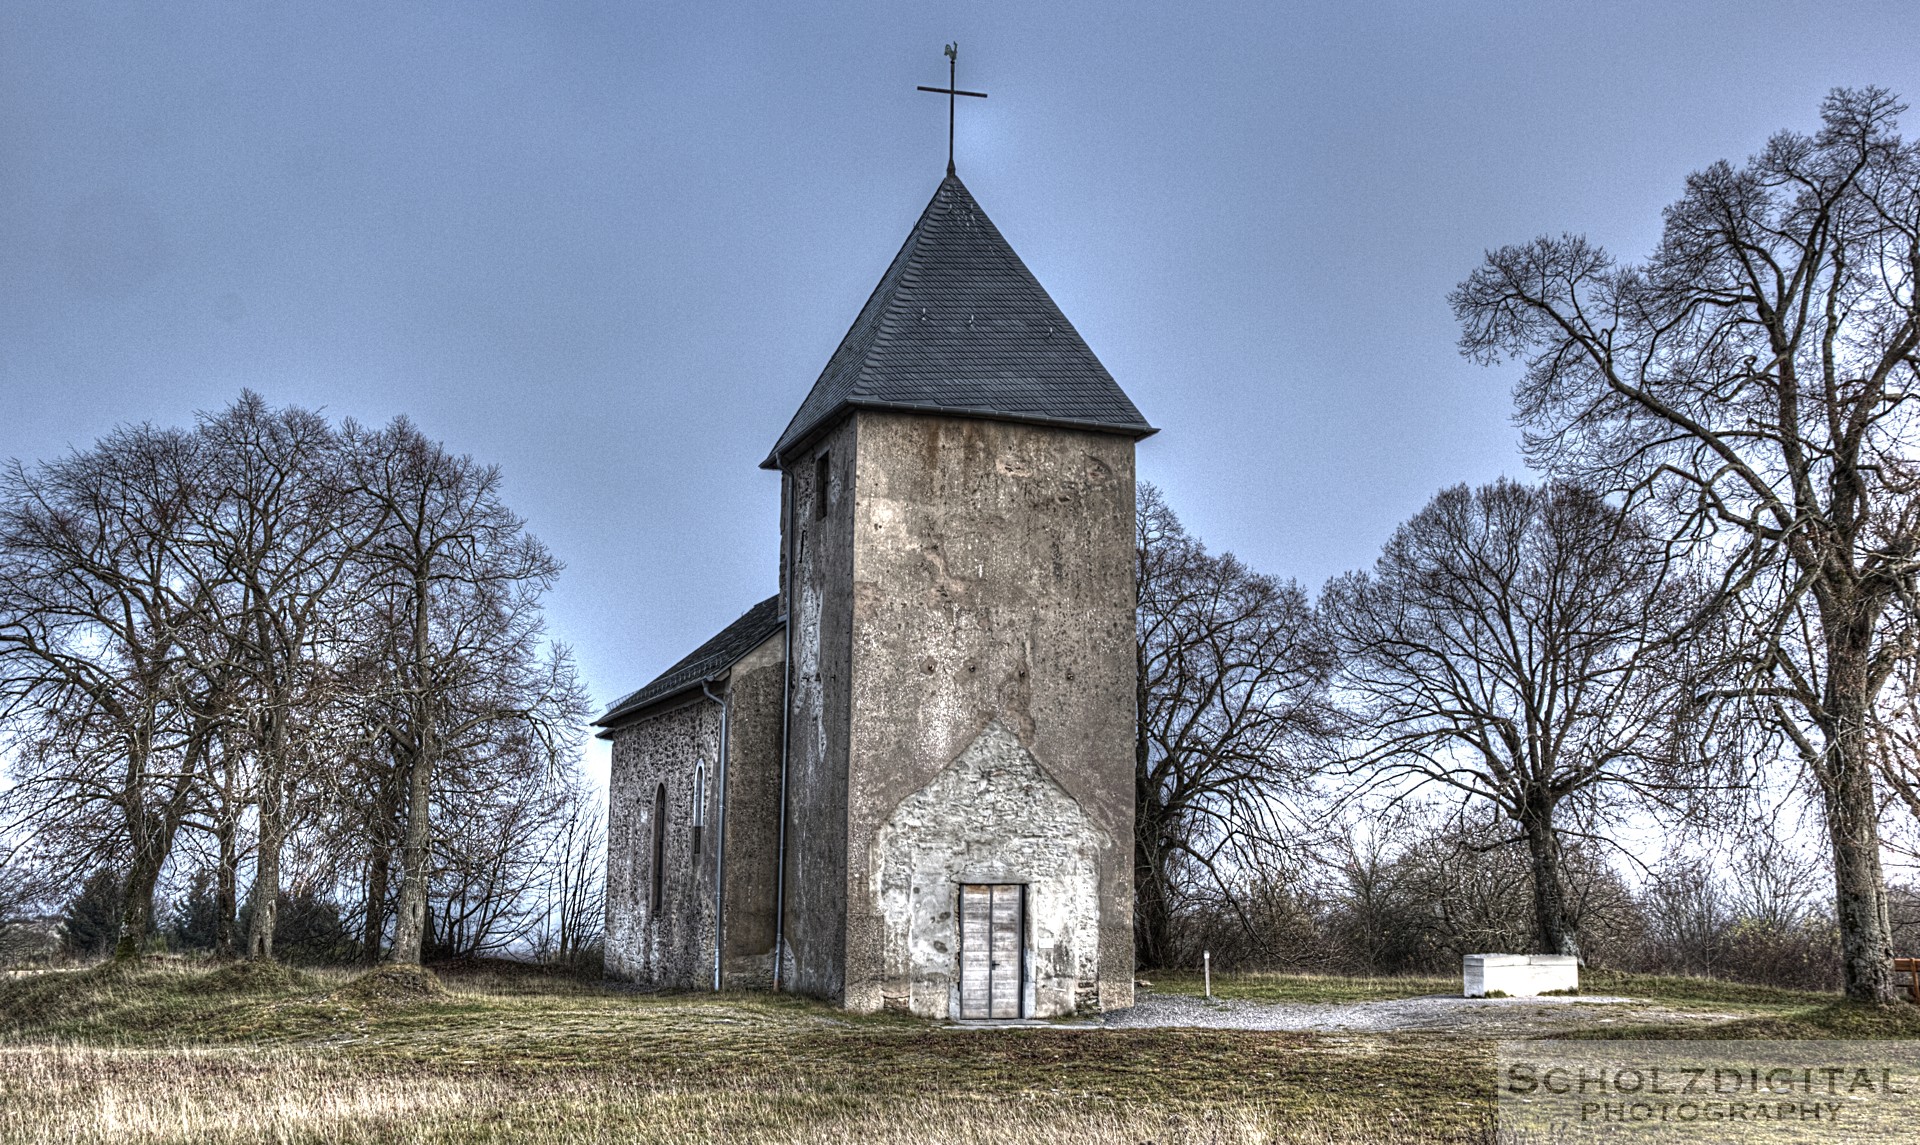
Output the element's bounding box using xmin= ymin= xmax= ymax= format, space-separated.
xmin=114 ymin=834 xmax=164 ymax=961
xmin=248 ymin=722 xmax=285 ymax=962
xmin=387 ymin=749 xmax=433 ymax=964
xmin=248 ymin=788 xmax=282 ymax=960
xmin=215 ymin=814 xmax=238 ymax=959
xmin=360 ymin=845 xmax=387 ymax=960
xmin=387 ymin=565 xmax=437 ymax=966
xmin=1132 ymin=644 xmax=1158 ymax=966
xmin=362 ymin=830 xmax=391 ymax=964
xmin=111 ymin=731 xmax=160 ymax=961
xmin=1819 ymin=611 xmax=1896 ymax=1004
xmin=116 ymin=735 xmax=199 ymax=961
xmin=246 ymin=694 xmax=298 ymax=962
xmin=1133 ymin=845 xmax=1175 ymax=969
xmin=1519 ymin=796 xmax=1579 ymax=959
xmin=1133 ymin=788 xmax=1178 ymax=968
xmin=1825 ymin=767 xmax=1893 ymax=1004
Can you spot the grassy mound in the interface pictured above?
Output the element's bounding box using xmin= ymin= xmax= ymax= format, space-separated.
xmin=331 ymin=964 xmax=445 ymax=1004
xmin=0 ymin=957 xmax=322 ymax=1040
xmin=0 ymin=963 xmax=131 ymax=1033
xmin=1563 ymin=998 xmax=1920 ymax=1041
xmin=1580 ymin=968 xmax=1837 ymax=1008
xmin=202 ymin=958 xmax=312 ymax=993
xmin=1691 ymin=1000 xmax=1920 ymax=1040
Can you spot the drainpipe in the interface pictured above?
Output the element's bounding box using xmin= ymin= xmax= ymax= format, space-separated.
xmin=772 ymin=471 xmax=794 ymax=991
xmin=702 ymin=677 xmax=731 ymax=992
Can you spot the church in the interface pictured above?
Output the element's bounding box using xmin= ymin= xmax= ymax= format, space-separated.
xmin=597 ymin=138 xmax=1155 ymax=1018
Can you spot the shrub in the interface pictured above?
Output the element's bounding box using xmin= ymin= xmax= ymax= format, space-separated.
xmin=168 ymin=871 xmax=224 ymax=952
xmin=60 ymin=870 xmax=125 ymax=957
xmin=237 ymin=888 xmax=353 ymax=964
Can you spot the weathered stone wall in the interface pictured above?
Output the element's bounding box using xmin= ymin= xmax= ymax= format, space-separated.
xmin=603 ymin=630 xmax=786 ymax=990
xmin=843 ymin=411 xmax=1138 ymax=1016
xmin=719 ymin=636 xmax=786 ymax=987
xmin=778 ymin=418 xmax=857 ymax=1000
xmin=871 ymin=720 xmax=1106 ymax=1017
xmin=603 ymin=696 xmax=720 ymax=987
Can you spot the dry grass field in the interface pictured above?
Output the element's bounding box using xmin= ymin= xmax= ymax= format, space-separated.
xmin=2 ymin=960 xmax=1915 ymax=1144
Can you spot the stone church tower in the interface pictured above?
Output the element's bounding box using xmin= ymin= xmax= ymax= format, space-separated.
xmin=599 ymin=171 xmax=1154 ymax=1020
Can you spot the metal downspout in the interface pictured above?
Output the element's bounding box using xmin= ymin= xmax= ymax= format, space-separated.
xmin=772 ymin=472 xmax=794 ymax=991
xmin=702 ymin=677 xmax=731 ymax=992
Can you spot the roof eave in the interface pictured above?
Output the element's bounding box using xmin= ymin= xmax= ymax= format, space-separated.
xmin=592 ymin=679 xmax=719 ymax=737
xmin=759 ymin=404 xmax=855 ymax=470
xmin=763 ymin=400 xmax=1157 ymax=470
xmin=594 ymin=597 xmax=785 ymax=731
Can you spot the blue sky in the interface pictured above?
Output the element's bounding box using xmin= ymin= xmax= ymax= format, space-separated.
xmin=6 ymin=1 xmax=1919 ymax=785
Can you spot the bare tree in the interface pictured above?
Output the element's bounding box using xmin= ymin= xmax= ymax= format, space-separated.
xmin=312 ymin=722 xmax=405 ymax=962
xmin=200 ymin=731 xmax=252 ymax=957
xmin=1637 ymin=852 xmax=1729 ymax=978
xmin=0 ymin=425 xmax=225 ymax=959
xmin=1317 ymin=804 xmax=1639 ymax=975
xmin=1633 ymin=820 xmax=1840 ymax=989
xmin=1452 ymin=89 xmax=1920 ymax=1000
xmin=425 ymin=739 xmax=582 ymax=959
xmin=1322 ymin=479 xmax=1700 ymax=958
xmin=189 ymin=393 xmax=382 ymax=961
xmin=347 ymin=419 xmax=586 ymax=966
xmin=1133 ymin=485 xmax=1331 ymax=968
xmin=539 ymin=787 xmax=605 ymax=966
xmin=1373 ymin=818 xmax=1538 ymax=969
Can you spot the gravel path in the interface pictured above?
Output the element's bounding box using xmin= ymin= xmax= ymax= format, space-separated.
xmin=1100 ymin=991 xmax=1710 ymax=1036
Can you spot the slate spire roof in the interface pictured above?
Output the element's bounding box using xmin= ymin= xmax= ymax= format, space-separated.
xmin=762 ymin=174 xmax=1154 ymax=469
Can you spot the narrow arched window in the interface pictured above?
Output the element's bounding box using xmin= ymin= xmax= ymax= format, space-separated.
xmin=650 ymin=782 xmax=667 ymax=916
xmin=691 ymin=761 xmax=707 ymax=854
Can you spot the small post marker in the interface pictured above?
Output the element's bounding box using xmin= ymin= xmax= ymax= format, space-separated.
xmin=1203 ymin=950 xmax=1211 ymax=998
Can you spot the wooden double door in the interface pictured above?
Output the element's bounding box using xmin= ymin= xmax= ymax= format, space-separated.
xmin=958 ymin=883 xmax=1025 ymax=1019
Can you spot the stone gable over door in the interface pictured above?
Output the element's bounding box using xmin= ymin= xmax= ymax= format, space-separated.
xmin=869 ymin=720 xmax=1106 ymax=1018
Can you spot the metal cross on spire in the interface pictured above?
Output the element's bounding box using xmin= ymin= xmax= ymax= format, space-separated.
xmin=916 ymin=42 xmax=987 ymax=177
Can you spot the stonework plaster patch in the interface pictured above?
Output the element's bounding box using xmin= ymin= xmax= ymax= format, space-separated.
xmin=870 ymin=720 xmax=1106 ymax=1018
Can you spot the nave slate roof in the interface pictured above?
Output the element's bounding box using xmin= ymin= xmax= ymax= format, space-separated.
xmin=594 ymin=595 xmax=783 ymax=734
xmin=762 ymin=174 xmax=1155 ymax=469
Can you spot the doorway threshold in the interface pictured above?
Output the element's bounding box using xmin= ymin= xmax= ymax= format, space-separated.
xmin=941 ymin=1018 xmax=1101 ymax=1029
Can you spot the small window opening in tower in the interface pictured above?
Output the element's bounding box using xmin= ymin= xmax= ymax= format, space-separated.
xmin=814 ymin=452 xmax=831 ymax=520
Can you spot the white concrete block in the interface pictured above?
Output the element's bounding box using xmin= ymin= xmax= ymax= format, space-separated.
xmin=1463 ymin=953 xmax=1579 ymax=997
